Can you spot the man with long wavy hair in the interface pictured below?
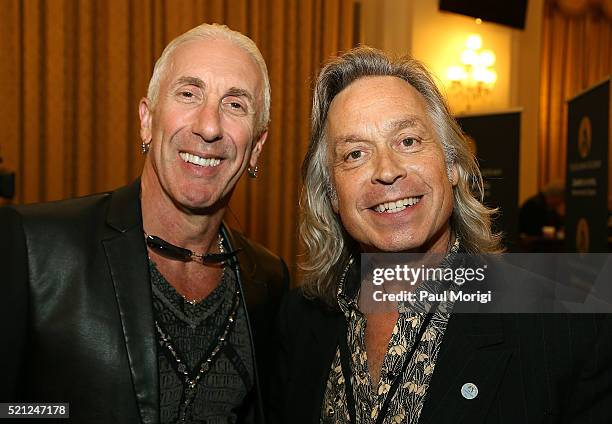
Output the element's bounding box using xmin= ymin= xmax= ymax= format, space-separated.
xmin=269 ymin=47 xmax=611 ymax=423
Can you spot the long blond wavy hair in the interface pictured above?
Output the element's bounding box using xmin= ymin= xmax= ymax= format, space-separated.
xmin=300 ymin=46 xmax=503 ymax=307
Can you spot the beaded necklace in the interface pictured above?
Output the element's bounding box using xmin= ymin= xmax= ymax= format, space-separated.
xmin=154 ymin=232 xmax=241 ymax=422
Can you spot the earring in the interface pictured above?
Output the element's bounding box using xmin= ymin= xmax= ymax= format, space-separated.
xmin=247 ymin=165 xmax=259 ymax=179
xmin=141 ymin=141 xmax=150 ymax=154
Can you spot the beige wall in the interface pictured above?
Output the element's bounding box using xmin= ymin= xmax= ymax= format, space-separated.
xmin=359 ymin=0 xmax=413 ymax=57
xmin=411 ymin=0 xmax=513 ymax=114
xmin=360 ymin=0 xmax=544 ymax=204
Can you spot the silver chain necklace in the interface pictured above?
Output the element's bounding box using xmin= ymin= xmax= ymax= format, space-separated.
xmin=154 ymin=232 xmax=240 ymax=422
xmin=181 ymin=234 xmax=225 ymax=305
xmin=155 ymin=286 xmax=241 ymax=422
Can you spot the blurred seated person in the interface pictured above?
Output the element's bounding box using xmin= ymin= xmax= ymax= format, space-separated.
xmin=519 ymin=180 xmax=564 ymax=237
xmin=0 ymin=155 xmax=15 ymax=206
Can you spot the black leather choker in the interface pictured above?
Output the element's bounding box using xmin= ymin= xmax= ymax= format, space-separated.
xmin=144 ymin=232 xmax=240 ymax=264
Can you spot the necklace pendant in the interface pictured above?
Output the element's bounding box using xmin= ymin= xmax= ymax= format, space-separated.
xmin=184 ymin=297 xmax=198 ymax=305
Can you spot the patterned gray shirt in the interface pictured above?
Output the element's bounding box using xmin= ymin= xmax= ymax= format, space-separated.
xmin=321 ymin=242 xmax=461 ymax=424
xmin=150 ymin=261 xmax=253 ymax=424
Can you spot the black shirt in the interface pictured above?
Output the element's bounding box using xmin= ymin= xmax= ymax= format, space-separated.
xmin=150 ymin=261 xmax=254 ymax=423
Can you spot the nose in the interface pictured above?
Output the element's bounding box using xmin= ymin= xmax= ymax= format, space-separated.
xmin=194 ymin=102 xmax=223 ymax=143
xmin=371 ymin=148 xmax=406 ymax=185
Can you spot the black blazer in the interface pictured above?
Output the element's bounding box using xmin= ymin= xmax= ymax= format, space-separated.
xmin=270 ymin=288 xmax=612 ymax=423
xmin=0 ymin=180 xmax=288 ymax=424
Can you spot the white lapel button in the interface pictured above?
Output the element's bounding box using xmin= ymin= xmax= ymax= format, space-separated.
xmin=461 ymin=382 xmax=478 ymax=400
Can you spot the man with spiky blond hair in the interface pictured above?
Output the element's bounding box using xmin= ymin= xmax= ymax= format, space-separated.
xmin=1 ymin=23 xmax=287 ymax=424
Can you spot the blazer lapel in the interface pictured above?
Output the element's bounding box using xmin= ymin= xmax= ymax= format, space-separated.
xmin=304 ymin=259 xmax=357 ymax=423
xmin=103 ymin=180 xmax=159 ymax=424
xmin=309 ymin=308 xmax=346 ymax=423
xmin=419 ymin=313 xmax=510 ymax=424
xmin=221 ymin=225 xmax=268 ymax=308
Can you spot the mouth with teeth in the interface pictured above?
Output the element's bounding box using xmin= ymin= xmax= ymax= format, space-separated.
xmin=373 ymin=196 xmax=422 ymax=213
xmin=179 ymin=152 xmax=222 ymax=167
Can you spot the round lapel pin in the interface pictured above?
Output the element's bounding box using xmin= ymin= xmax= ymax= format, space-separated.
xmin=461 ymin=382 xmax=478 ymax=400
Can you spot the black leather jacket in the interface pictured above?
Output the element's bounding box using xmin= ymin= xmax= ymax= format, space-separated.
xmin=0 ymin=180 xmax=288 ymax=423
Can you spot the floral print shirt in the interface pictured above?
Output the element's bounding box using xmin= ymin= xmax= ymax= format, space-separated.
xmin=321 ymin=242 xmax=461 ymax=424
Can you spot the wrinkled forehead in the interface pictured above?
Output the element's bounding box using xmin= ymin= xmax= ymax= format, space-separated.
xmin=162 ymin=38 xmax=263 ymax=98
xmin=325 ymin=76 xmax=437 ymax=143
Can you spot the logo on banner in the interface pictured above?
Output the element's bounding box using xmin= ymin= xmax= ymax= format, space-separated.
xmin=576 ymin=218 xmax=590 ymax=253
xmin=578 ymin=116 xmax=592 ymax=159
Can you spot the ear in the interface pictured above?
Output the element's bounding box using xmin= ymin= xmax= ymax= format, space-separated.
xmin=331 ymin=197 xmax=339 ymax=214
xmin=139 ymin=98 xmax=153 ymax=144
xmin=249 ymin=130 xmax=268 ymax=168
xmin=449 ymin=162 xmax=459 ymax=186
xmin=328 ymin=183 xmax=339 ymax=213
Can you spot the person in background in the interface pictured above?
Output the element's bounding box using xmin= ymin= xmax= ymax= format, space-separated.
xmin=519 ymin=180 xmax=565 ymax=237
xmin=0 ymin=23 xmax=287 ymax=424
xmin=0 ymin=152 xmax=15 ymax=206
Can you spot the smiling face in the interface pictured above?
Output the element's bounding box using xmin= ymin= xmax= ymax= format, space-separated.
xmin=327 ymin=76 xmax=457 ymax=253
xmin=139 ymin=37 xmax=267 ymax=213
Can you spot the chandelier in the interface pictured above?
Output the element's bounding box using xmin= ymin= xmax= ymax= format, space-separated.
xmin=447 ymin=34 xmax=497 ymax=111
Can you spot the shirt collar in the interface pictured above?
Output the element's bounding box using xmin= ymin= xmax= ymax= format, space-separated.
xmin=336 ymin=237 xmax=462 ymax=317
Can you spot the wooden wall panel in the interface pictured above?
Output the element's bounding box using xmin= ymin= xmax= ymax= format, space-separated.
xmin=0 ymin=0 xmax=21 ymax=203
xmin=22 ymin=0 xmax=43 ymax=203
xmin=540 ymin=0 xmax=612 ymax=186
xmin=0 ymin=0 xmax=357 ymax=274
xmin=75 ymin=0 xmax=94 ymax=197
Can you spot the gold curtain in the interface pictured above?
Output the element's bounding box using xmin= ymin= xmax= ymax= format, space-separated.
xmin=539 ymin=0 xmax=612 ymax=187
xmin=0 ymin=0 xmax=356 ymax=273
